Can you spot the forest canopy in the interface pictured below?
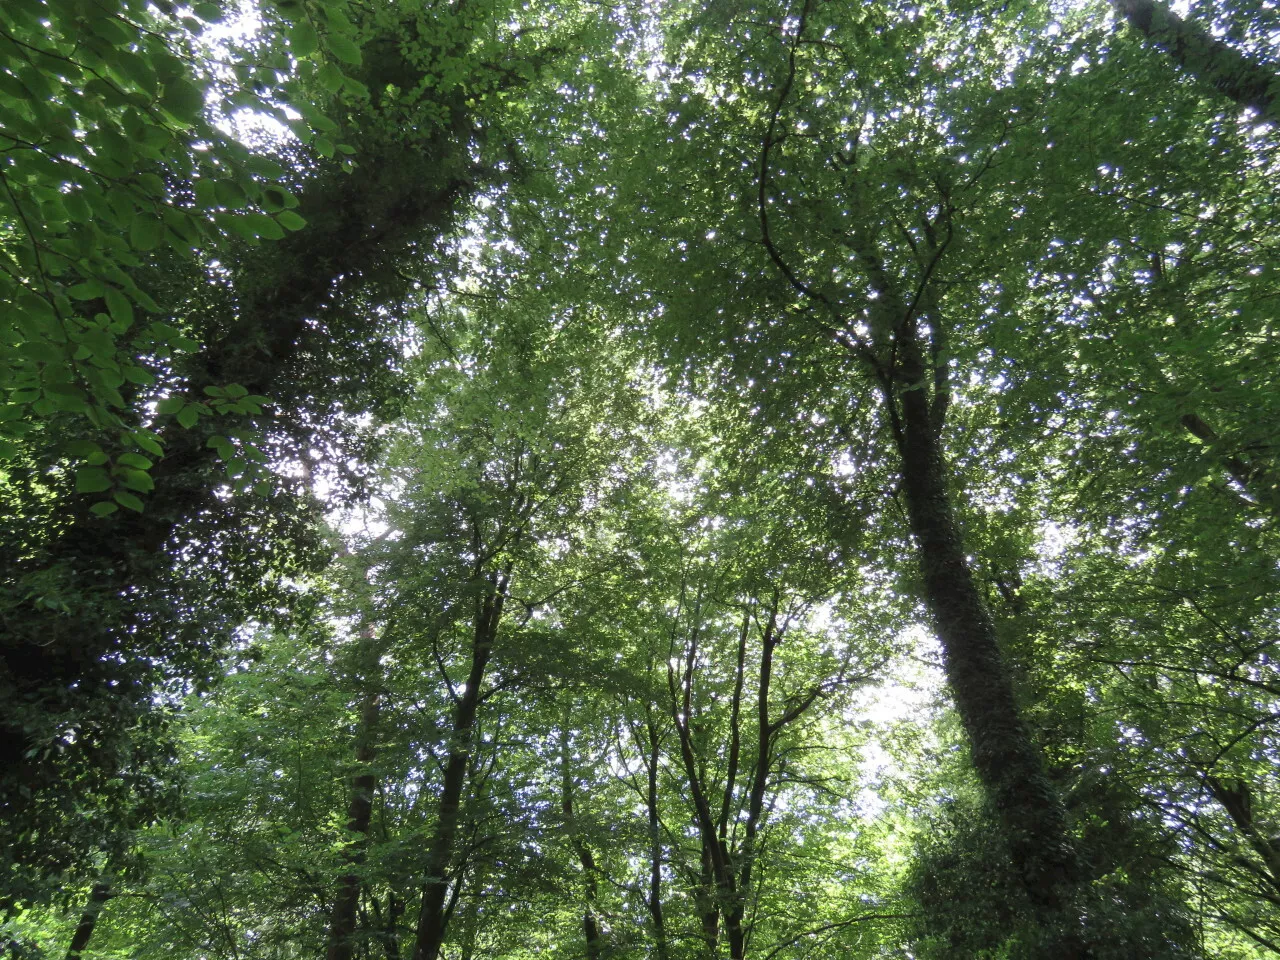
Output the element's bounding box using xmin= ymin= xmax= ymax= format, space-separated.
xmin=1 ymin=0 xmax=1278 ymax=958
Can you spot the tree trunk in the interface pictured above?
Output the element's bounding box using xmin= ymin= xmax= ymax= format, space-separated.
xmin=670 ymin=627 xmax=734 ymax=958
xmin=844 ymin=231 xmax=1083 ymax=922
xmin=1111 ymin=0 xmax=1279 ymax=121
xmin=643 ymin=709 xmax=669 ymax=960
xmin=410 ymin=584 xmax=504 ymax=960
xmin=325 ymin=673 xmax=383 ymax=960
xmin=891 ymin=339 xmax=1081 ymax=914
xmin=560 ymin=726 xmax=604 ymax=960
xmin=65 ymin=882 xmax=113 ymax=960
xmin=1179 ymin=413 xmax=1280 ymax=518
xmin=0 ymin=124 xmax=474 ymax=845
xmin=696 ymin=837 xmax=721 ymax=960
xmin=1205 ymin=776 xmax=1280 ymax=896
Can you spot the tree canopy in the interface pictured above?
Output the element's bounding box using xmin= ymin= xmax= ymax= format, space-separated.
xmin=2 ymin=0 xmax=1279 ymax=958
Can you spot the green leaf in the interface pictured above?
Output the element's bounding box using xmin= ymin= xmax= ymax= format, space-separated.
xmin=328 ymin=33 xmax=362 ymax=65
xmin=20 ymin=341 xmax=66 ymax=364
xmin=104 ymin=287 xmax=134 ymax=328
xmin=130 ymin=431 xmax=163 ymax=456
xmin=161 ymin=79 xmax=206 ymax=122
xmin=63 ymin=191 xmax=91 ymax=223
xmin=245 ymin=213 xmax=285 ymax=241
xmin=176 ymin=405 xmax=200 ymax=428
xmin=18 ymin=292 xmax=56 ymax=324
xmin=193 ymin=1 xmax=223 ymax=21
xmin=75 ymin=467 xmax=112 ymax=493
xmin=87 ymin=16 xmax=132 ymax=46
xmin=113 ymin=490 xmax=145 ymax=512
xmin=122 ymin=365 xmax=155 ymax=386
xmin=156 ymin=397 xmax=185 ymax=415
xmin=246 ymin=156 xmax=286 ymax=179
xmin=117 ymin=468 xmax=155 ymax=492
xmin=215 ymin=179 xmax=248 ymax=209
xmin=89 ymin=500 xmax=119 ymax=516
xmin=289 ymin=20 xmax=319 ymax=58
xmin=261 ymin=187 xmax=290 ymax=212
xmin=318 ymin=62 xmax=344 ymax=94
xmin=130 ymin=216 xmax=165 ymax=252
xmin=117 ymin=452 xmax=153 ymax=470
xmin=206 ymin=435 xmax=234 ymax=459
xmin=67 ymin=281 xmax=105 ymax=301
xmin=341 ymin=77 xmax=369 ymax=100
xmin=66 ymin=440 xmax=107 ymax=463
xmin=277 ymin=210 xmax=307 ymax=231
xmin=194 ymin=179 xmax=219 ymax=208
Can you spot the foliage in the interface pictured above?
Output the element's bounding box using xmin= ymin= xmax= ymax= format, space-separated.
xmin=5 ymin=0 xmax=1280 ymax=957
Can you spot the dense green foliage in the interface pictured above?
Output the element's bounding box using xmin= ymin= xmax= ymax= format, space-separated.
xmin=2 ymin=0 xmax=1278 ymax=957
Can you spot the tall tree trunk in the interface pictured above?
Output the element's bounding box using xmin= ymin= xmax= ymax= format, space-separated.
xmin=841 ymin=231 xmax=1085 ymax=922
xmin=890 ymin=333 xmax=1081 ymax=914
xmin=696 ymin=837 xmax=721 ymax=960
xmin=1179 ymin=413 xmax=1280 ymax=518
xmin=671 ymin=603 xmax=790 ymax=960
xmin=559 ymin=726 xmax=604 ymax=960
xmin=65 ymin=882 xmax=113 ymax=960
xmin=643 ymin=709 xmax=669 ymax=960
xmin=410 ymin=583 xmax=504 ymax=960
xmin=1205 ymin=776 xmax=1280 ymax=896
xmin=724 ymin=608 xmax=780 ymax=960
xmin=669 ymin=624 xmax=732 ymax=958
xmin=326 ymin=655 xmax=383 ymax=960
xmin=1111 ymin=0 xmax=1279 ymax=121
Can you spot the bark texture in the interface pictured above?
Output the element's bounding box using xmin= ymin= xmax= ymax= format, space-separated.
xmin=846 ymin=233 xmax=1084 ymax=921
xmin=643 ymin=710 xmax=669 ymax=960
xmin=325 ymin=675 xmax=383 ymax=960
xmin=410 ymin=583 xmax=505 ymax=960
xmin=560 ymin=728 xmax=604 ymax=960
xmin=65 ymin=882 xmax=113 ymax=960
xmin=1112 ymin=0 xmax=1280 ymax=121
xmin=1180 ymin=413 xmax=1280 ymax=518
xmin=893 ymin=364 xmax=1080 ymax=910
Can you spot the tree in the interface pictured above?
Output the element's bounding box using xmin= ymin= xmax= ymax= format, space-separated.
xmin=7 ymin=0 xmax=1280 ymax=955
xmin=1 ymin=0 xmax=608 ymax=898
xmin=1111 ymin=0 xmax=1280 ymax=121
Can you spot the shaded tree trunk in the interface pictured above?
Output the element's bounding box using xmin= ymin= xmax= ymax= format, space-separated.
xmin=891 ymin=343 xmax=1080 ymax=910
xmin=325 ymin=655 xmax=383 ymax=960
xmin=643 ymin=708 xmax=669 ymax=960
xmin=883 ymin=326 xmax=1087 ymax=940
xmin=696 ymin=838 xmax=721 ymax=960
xmin=559 ymin=726 xmax=604 ymax=960
xmin=1111 ymin=0 xmax=1279 ymax=121
xmin=669 ymin=618 xmax=731 ymax=959
xmin=410 ymin=581 xmax=505 ymax=960
xmin=65 ymin=882 xmax=113 ymax=960
xmin=838 ymin=231 xmax=1085 ymax=922
xmin=1205 ymin=776 xmax=1280 ymax=896
xmin=670 ymin=601 xmax=799 ymax=960
xmin=1179 ymin=413 xmax=1280 ymax=518
xmin=0 ymin=123 xmax=474 ymax=840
